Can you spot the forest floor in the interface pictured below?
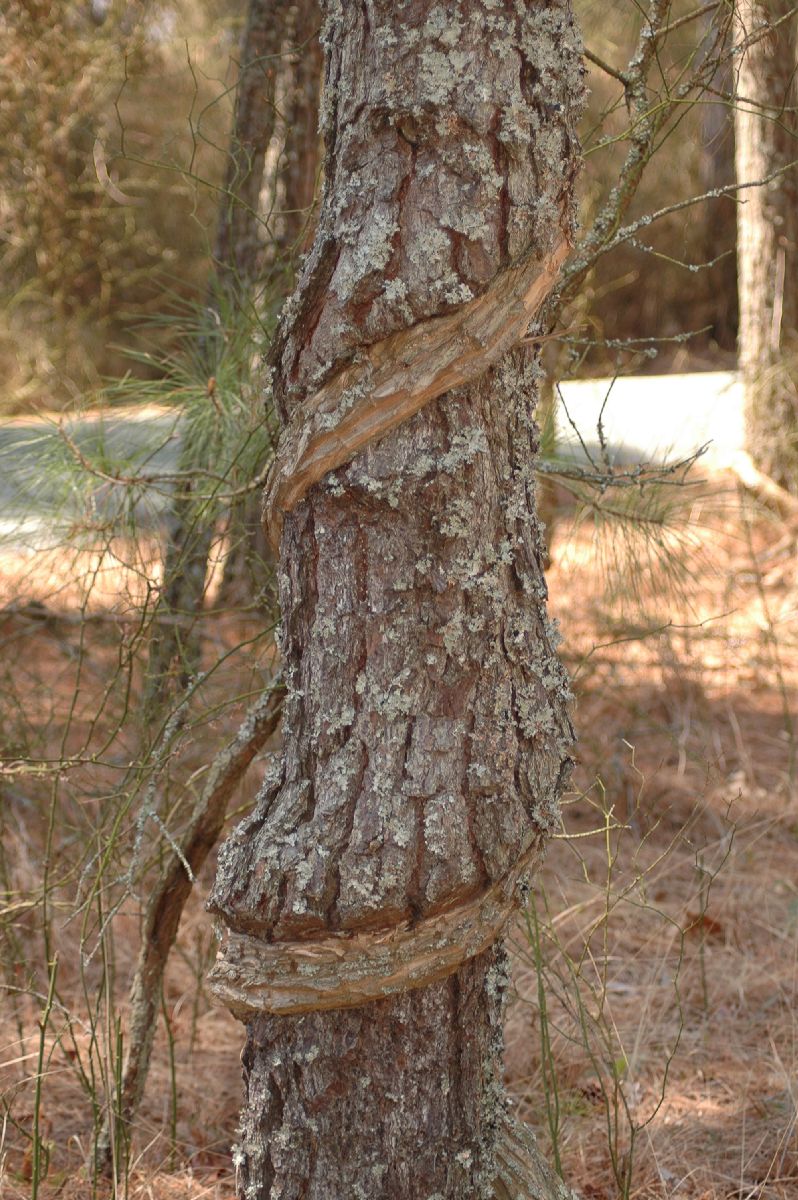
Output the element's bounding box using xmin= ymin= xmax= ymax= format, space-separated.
xmin=507 ymin=476 xmax=798 ymax=1200
xmin=0 ymin=469 xmax=796 ymax=1200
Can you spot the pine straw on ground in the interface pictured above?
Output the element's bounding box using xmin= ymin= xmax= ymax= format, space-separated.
xmin=1 ymin=476 xmax=796 ymax=1199
xmin=504 ymin=483 xmax=798 ymax=1200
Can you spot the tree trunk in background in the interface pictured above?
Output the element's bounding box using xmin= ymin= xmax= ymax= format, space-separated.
xmin=217 ymin=0 xmax=323 ymax=611
xmin=276 ymin=0 xmax=323 ymax=259
xmin=214 ymin=0 xmax=283 ymax=298
xmin=736 ymin=1 xmax=798 ymax=487
xmin=146 ymin=0 xmax=289 ymax=708
xmin=699 ymin=11 xmax=736 ymax=350
xmin=208 ymin=3 xmax=583 ymax=1196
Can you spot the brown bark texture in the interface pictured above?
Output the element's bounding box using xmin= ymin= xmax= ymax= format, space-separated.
xmin=208 ymin=2 xmax=583 ymax=1196
xmin=237 ymin=946 xmax=506 ymax=1198
xmin=736 ymin=1 xmax=798 ymax=487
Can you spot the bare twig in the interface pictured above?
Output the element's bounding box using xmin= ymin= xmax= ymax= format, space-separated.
xmin=95 ymin=678 xmax=285 ymax=1175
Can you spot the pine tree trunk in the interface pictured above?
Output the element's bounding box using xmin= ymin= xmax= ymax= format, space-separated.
xmin=237 ymin=947 xmax=508 ymax=1197
xmin=208 ymin=3 xmax=584 ymax=1195
xmin=736 ymin=1 xmax=798 ymax=487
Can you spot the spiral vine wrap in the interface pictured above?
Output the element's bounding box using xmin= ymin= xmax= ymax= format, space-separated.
xmin=207 ymin=237 xmax=570 ymax=1018
xmin=261 ymin=238 xmax=568 ymax=550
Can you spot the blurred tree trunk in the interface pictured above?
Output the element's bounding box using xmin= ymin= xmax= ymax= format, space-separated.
xmin=147 ymin=0 xmax=303 ymax=706
xmin=213 ymin=0 xmax=283 ymax=298
xmin=105 ymin=0 xmax=313 ymax=1148
xmin=216 ymin=0 xmax=323 ymax=612
xmin=207 ymin=3 xmax=583 ymax=1196
xmin=275 ymin=0 xmax=323 ymax=259
xmin=736 ymin=1 xmax=798 ymax=487
xmin=699 ymin=10 xmax=736 ymax=350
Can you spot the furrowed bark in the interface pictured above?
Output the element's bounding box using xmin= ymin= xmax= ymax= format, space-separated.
xmin=209 ymin=3 xmax=584 ymax=1196
xmin=236 ymin=946 xmax=507 ymax=1198
xmin=96 ymin=682 xmax=284 ymax=1174
xmin=736 ymin=1 xmax=798 ymax=489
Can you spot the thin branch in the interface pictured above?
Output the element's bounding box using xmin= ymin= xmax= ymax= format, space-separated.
xmin=583 ymin=47 xmax=630 ymax=86
xmin=655 ymin=0 xmax=722 ymax=41
xmin=95 ymin=678 xmax=285 ymax=1176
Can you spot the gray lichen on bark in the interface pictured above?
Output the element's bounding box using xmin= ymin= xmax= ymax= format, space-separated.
xmin=208 ymin=2 xmax=584 ymax=1195
xmin=271 ymin=0 xmax=583 ymax=397
xmin=233 ymin=947 xmax=508 ymax=1199
xmin=210 ymin=0 xmax=582 ymax=952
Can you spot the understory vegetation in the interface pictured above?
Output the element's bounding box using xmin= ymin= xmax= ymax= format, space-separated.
xmin=1 ymin=2 xmax=797 ymax=1198
xmin=1 ymin=484 xmax=796 ymax=1200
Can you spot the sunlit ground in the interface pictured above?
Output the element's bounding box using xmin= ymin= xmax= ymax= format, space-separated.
xmin=0 ymin=468 xmax=796 ymax=1200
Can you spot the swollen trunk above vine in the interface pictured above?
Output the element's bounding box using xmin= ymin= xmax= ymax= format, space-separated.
xmin=208 ymin=3 xmax=584 ymax=1196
